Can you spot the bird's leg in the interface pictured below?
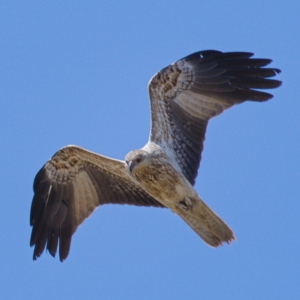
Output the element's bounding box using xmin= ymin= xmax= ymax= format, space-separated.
xmin=178 ymin=197 xmax=193 ymax=210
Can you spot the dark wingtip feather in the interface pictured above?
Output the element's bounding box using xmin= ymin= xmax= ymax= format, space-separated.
xmin=59 ymin=236 xmax=72 ymax=262
xmin=47 ymin=232 xmax=58 ymax=257
xmin=235 ymin=88 xmax=276 ymax=102
xmin=230 ymin=78 xmax=282 ymax=89
xmin=274 ymin=68 xmax=281 ymax=75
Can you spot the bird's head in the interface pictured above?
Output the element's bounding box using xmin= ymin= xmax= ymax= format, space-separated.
xmin=125 ymin=149 xmax=149 ymax=173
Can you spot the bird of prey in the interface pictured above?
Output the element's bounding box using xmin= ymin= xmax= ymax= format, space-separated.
xmin=30 ymin=50 xmax=281 ymax=261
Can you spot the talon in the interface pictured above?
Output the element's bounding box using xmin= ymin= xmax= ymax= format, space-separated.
xmin=185 ymin=197 xmax=193 ymax=207
xmin=178 ymin=197 xmax=193 ymax=210
xmin=178 ymin=201 xmax=188 ymax=210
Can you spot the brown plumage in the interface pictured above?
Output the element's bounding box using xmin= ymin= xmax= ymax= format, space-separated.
xmin=30 ymin=50 xmax=281 ymax=261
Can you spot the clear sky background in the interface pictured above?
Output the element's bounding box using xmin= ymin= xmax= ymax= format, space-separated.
xmin=1 ymin=1 xmax=299 ymax=299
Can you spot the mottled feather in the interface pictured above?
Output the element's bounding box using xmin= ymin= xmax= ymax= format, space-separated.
xmin=30 ymin=146 xmax=164 ymax=261
xmin=148 ymin=50 xmax=281 ymax=184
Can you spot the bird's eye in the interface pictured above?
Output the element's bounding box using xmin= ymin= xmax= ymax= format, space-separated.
xmin=136 ymin=158 xmax=141 ymax=164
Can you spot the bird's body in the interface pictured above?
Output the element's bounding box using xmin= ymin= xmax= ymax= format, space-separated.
xmin=126 ymin=142 xmax=234 ymax=246
xmin=30 ymin=50 xmax=281 ymax=261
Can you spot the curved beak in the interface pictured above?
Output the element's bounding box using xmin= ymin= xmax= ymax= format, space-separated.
xmin=128 ymin=161 xmax=134 ymax=173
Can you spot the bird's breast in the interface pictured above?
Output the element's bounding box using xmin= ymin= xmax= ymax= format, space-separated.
xmin=132 ymin=158 xmax=185 ymax=201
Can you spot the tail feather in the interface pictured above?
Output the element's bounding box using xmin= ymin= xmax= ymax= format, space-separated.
xmin=177 ymin=198 xmax=235 ymax=247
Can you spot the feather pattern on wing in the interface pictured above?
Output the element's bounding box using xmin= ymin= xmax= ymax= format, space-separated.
xmin=30 ymin=146 xmax=164 ymax=261
xmin=148 ymin=50 xmax=281 ymax=185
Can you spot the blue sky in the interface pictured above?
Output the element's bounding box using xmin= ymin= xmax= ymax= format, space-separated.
xmin=1 ymin=1 xmax=299 ymax=299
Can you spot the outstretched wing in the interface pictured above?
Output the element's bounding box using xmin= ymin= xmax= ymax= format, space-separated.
xmin=30 ymin=145 xmax=164 ymax=261
xmin=148 ymin=50 xmax=281 ymax=185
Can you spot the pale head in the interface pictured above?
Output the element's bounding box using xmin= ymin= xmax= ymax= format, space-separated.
xmin=125 ymin=149 xmax=149 ymax=173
